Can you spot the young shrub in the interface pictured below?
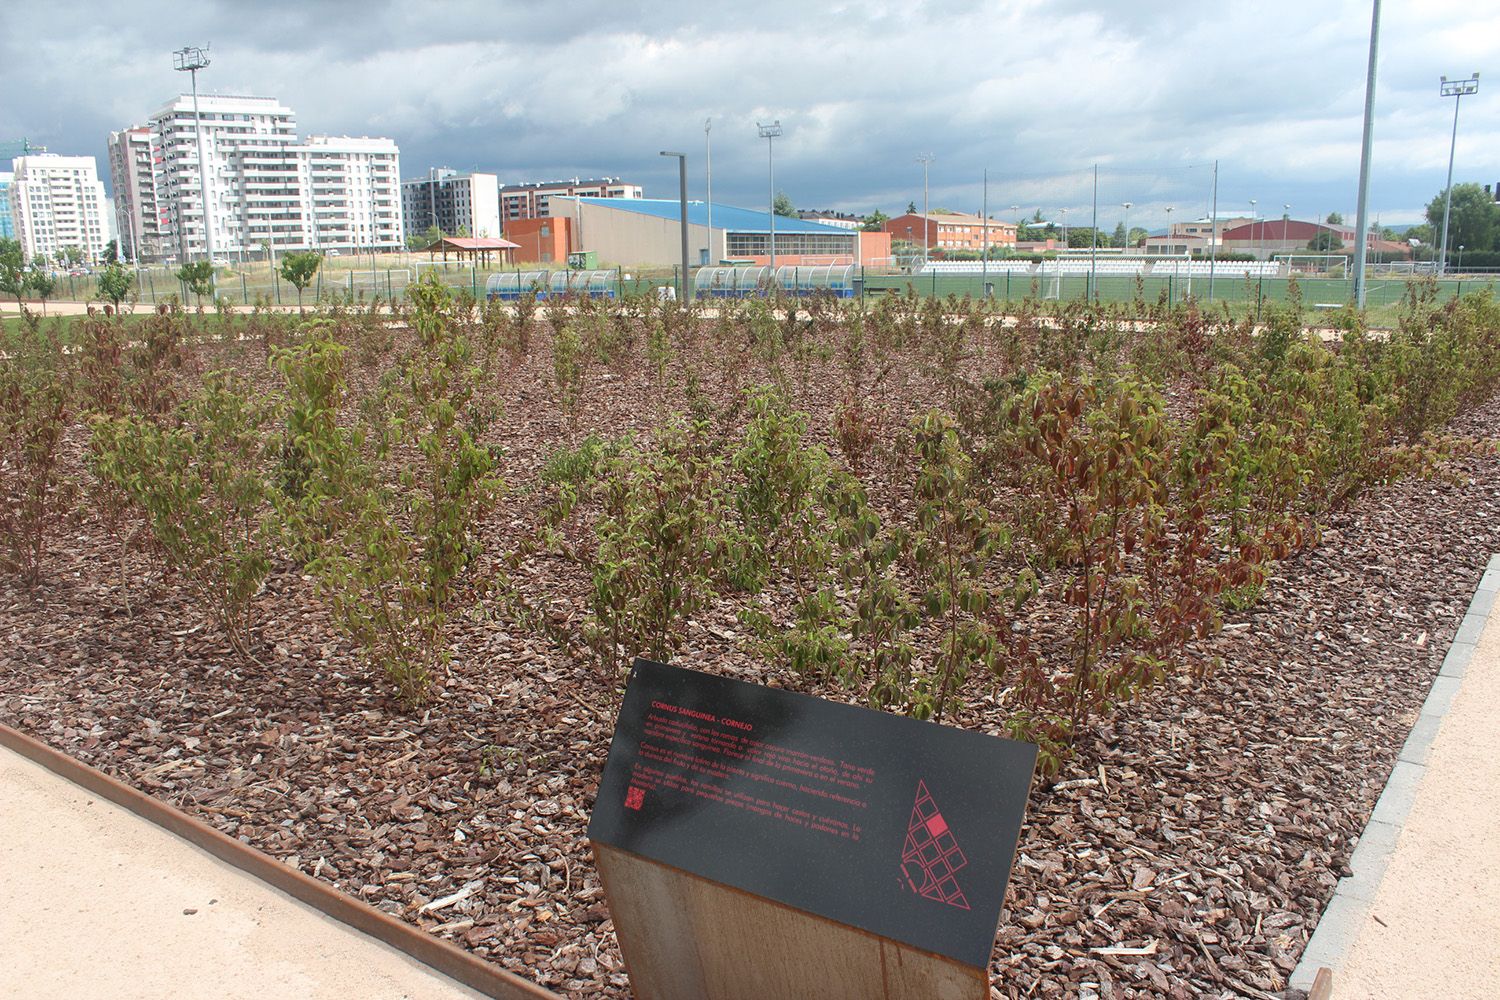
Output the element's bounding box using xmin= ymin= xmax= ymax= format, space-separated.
xmin=999 ymin=375 xmax=1178 ymax=774
xmin=908 ymin=410 xmax=1007 ymax=720
xmin=278 ymin=275 xmax=502 ymax=705
xmin=89 ymin=371 xmax=274 ymax=657
xmin=0 ymin=326 xmax=77 ymax=587
xmin=828 ymin=473 xmax=920 ymax=707
xmin=732 ymin=386 xmax=835 ymax=596
xmin=586 ymin=422 xmax=724 ymax=675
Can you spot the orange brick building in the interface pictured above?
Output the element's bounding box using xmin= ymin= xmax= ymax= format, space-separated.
xmin=883 ymin=212 xmax=1017 ymax=254
xmin=503 ymin=216 xmax=573 ymax=264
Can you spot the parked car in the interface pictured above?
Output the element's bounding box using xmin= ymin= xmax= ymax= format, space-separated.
xmin=326 ymin=249 xmax=340 ymax=256
xmin=211 ymin=257 xmax=230 ymax=266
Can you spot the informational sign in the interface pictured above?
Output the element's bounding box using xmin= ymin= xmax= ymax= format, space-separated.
xmin=588 ymin=659 xmax=1038 ymax=970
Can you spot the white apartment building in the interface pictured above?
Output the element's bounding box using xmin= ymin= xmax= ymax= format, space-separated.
xmin=291 ymin=136 xmax=403 ymax=252
xmin=500 ymin=177 xmax=642 ymax=222
xmin=10 ymin=154 xmax=110 ymax=263
xmin=401 ymin=168 xmax=501 ymax=240
xmin=117 ymin=94 xmax=403 ymax=261
xmin=106 ymin=126 xmax=163 ymax=262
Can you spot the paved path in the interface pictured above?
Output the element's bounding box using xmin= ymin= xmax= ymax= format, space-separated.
xmin=0 ymin=744 xmax=485 ymax=1000
xmin=1294 ymin=557 xmax=1500 ymax=997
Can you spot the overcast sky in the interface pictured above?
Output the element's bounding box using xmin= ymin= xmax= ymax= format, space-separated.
xmin=4 ymin=1 xmax=1498 ymax=229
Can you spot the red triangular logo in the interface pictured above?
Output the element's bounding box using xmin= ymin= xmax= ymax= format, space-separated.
xmin=900 ymin=780 xmax=971 ymax=910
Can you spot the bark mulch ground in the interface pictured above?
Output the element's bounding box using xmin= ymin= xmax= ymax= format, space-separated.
xmin=3 ymin=329 xmax=1496 ymax=999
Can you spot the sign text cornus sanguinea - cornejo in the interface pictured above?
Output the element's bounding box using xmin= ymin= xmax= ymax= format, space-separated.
xmin=589 ymin=660 xmax=1038 ymax=969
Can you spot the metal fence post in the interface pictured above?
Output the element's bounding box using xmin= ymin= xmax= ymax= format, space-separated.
xmin=241 ymin=273 xmax=248 ymax=304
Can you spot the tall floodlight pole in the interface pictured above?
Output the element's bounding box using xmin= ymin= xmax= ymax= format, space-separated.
xmin=1207 ymin=160 xmax=1219 ymax=301
xmin=704 ymin=119 xmax=713 ymax=265
xmin=758 ymin=121 xmax=782 ymax=271
xmin=660 ymin=151 xmax=689 ymax=301
xmin=981 ymin=168 xmax=989 ymax=289
xmin=1089 ymin=164 xmax=1098 ymax=299
xmin=1060 ymin=206 xmax=1069 ymax=250
xmin=1121 ymin=202 xmax=1132 ymax=250
xmin=1352 ymin=0 xmax=1382 ymax=306
xmin=1249 ymin=199 xmax=1259 ymax=260
xmin=174 ymin=45 xmax=215 ymax=265
xmin=1282 ymin=204 xmax=1291 ymax=273
xmin=1437 ymin=71 xmax=1479 ymax=277
xmin=916 ymin=153 xmax=934 ymax=265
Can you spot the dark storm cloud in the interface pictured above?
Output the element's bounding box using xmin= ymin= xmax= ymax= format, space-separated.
xmin=2 ymin=0 xmax=1496 ymax=226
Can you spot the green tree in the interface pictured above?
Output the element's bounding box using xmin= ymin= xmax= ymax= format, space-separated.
xmin=774 ymin=191 xmax=796 ymax=217
xmin=97 ymin=263 xmax=134 ymax=310
xmin=176 ymin=260 xmax=215 ymax=308
xmin=62 ymin=245 xmax=85 ymax=267
xmin=1128 ymin=226 xmax=1148 ymax=247
xmin=0 ymin=238 xmax=26 ymax=308
xmin=279 ymin=251 xmax=323 ymax=310
xmin=1425 ymin=183 xmax=1500 ymax=255
xmin=860 ymin=210 xmax=890 ymax=232
xmin=103 ymin=240 xmax=119 ymax=264
xmin=1307 ymin=230 xmax=1344 ymax=252
xmin=1112 ymin=221 xmax=1127 ymax=247
xmin=26 ymin=265 xmax=57 ymax=315
xmin=1326 ymin=211 xmax=1344 ymax=225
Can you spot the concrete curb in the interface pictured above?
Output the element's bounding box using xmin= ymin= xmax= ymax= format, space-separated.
xmin=1288 ymin=552 xmax=1500 ymax=992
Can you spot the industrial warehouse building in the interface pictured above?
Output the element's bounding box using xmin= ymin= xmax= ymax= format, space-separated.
xmin=545 ymin=197 xmax=890 ymax=267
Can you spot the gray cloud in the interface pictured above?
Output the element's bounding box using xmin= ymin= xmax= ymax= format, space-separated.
xmin=3 ymin=0 xmax=1496 ymax=227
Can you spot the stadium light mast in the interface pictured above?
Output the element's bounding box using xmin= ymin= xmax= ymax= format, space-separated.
xmin=659 ymin=151 xmax=689 ymax=302
xmin=173 ymin=45 xmax=215 ymax=265
xmin=1121 ymin=202 xmax=1133 ymax=250
xmin=1437 ymin=71 xmax=1479 ymax=277
xmin=1249 ymin=199 xmax=1259 ymax=261
xmin=1352 ymin=0 xmax=1382 ymax=306
xmin=916 ymin=153 xmax=934 ymax=266
xmin=757 ymin=121 xmax=783 ymax=271
xmin=704 ymin=119 xmax=713 ymax=265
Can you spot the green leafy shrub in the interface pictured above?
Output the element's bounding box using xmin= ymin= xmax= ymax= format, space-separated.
xmin=90 ymin=371 xmax=274 ymax=657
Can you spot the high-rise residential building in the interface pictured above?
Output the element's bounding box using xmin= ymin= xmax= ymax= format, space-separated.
xmin=106 ymin=126 xmax=163 ymax=262
xmin=500 ymin=177 xmax=642 ymax=222
xmin=10 ymin=154 xmax=110 ymax=263
xmin=401 ymin=168 xmax=501 ymax=241
xmin=291 ymin=136 xmax=403 ymax=252
xmin=112 ymin=93 xmax=403 ymax=262
xmin=0 ymin=171 xmax=14 ymax=240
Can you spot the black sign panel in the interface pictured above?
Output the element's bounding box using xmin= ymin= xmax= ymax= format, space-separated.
xmin=588 ymin=659 xmax=1038 ymax=969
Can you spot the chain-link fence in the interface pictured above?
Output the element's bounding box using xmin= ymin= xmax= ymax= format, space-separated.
xmin=42 ymin=261 xmax=1500 ymax=317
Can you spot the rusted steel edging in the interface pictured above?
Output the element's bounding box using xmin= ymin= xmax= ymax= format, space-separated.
xmin=0 ymin=722 xmax=561 ymax=1000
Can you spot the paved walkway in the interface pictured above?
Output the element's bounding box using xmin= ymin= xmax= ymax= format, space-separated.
xmin=0 ymin=744 xmax=485 ymax=1000
xmin=1293 ymin=557 xmax=1500 ymax=997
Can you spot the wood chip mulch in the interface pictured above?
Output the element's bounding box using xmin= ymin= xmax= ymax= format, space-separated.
xmin=3 ymin=329 xmax=1497 ymax=999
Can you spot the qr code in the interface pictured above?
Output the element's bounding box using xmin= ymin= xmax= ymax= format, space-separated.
xmin=624 ymin=786 xmax=646 ymax=811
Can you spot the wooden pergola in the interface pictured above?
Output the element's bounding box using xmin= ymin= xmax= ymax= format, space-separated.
xmin=422 ymin=236 xmax=520 ymax=267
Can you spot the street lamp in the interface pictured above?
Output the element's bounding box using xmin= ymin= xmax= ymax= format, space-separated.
xmin=1438 ymin=73 xmax=1480 ymax=276
xmin=1060 ymin=207 xmax=1069 ymax=250
xmin=1458 ymin=244 xmax=1465 ymax=273
xmin=916 ymin=153 xmax=934 ymax=265
xmin=173 ymin=45 xmax=214 ymax=265
xmin=659 ymin=151 xmax=689 ymax=301
xmin=757 ymin=121 xmax=782 ymax=271
xmin=1121 ymin=202 xmax=1132 ymax=250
